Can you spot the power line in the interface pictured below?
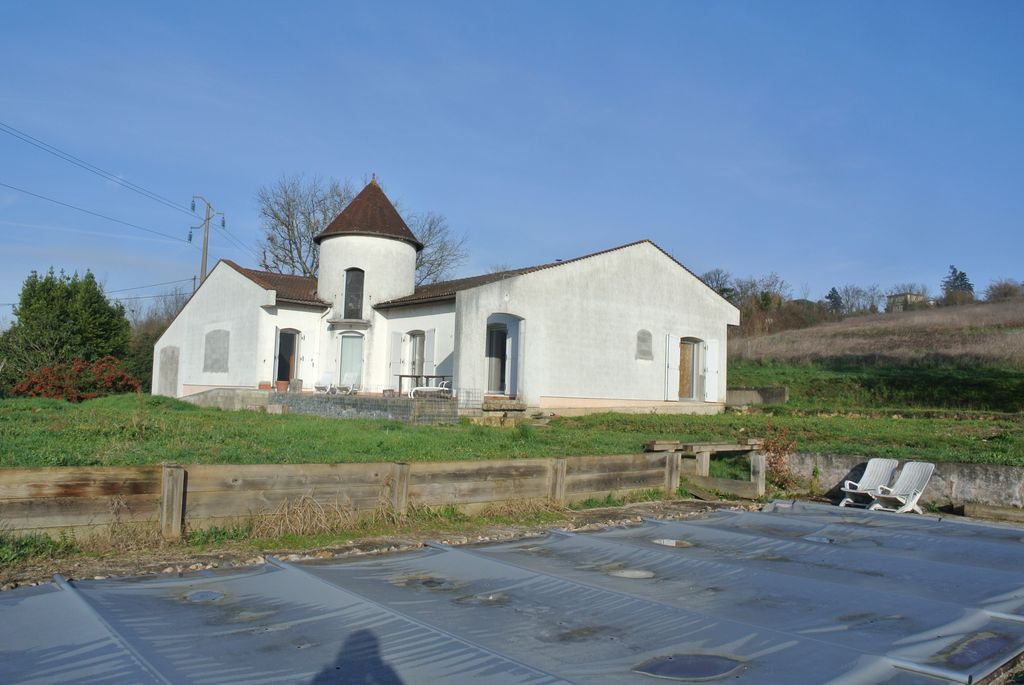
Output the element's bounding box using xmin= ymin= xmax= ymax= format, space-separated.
xmin=216 ymin=224 xmax=261 ymax=261
xmin=1 ymin=277 xmax=194 ymax=308
xmin=0 ymin=120 xmax=197 ymax=217
xmin=106 ymin=277 xmax=194 ymax=294
xmin=111 ymin=292 xmax=188 ymax=301
xmin=0 ymin=181 xmax=195 ymax=246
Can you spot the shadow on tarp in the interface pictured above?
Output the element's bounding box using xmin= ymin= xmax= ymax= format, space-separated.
xmin=309 ymin=629 xmax=404 ymax=685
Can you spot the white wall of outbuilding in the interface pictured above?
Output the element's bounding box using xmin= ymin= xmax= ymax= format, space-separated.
xmin=454 ymin=242 xmax=739 ymax=408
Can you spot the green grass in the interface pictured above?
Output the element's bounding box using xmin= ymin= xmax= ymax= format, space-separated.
xmin=0 ymin=529 xmax=77 ymax=564
xmin=567 ymin=489 xmax=664 ymax=510
xmin=2 ymin=360 xmax=1023 ymax=470
xmin=730 ymin=359 xmax=1024 ymax=413
xmin=708 ymin=454 xmax=751 ymax=480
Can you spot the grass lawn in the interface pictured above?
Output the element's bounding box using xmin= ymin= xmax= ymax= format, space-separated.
xmin=729 ymin=359 xmax=1024 ymax=413
xmin=2 ymin=388 xmax=1022 ymax=467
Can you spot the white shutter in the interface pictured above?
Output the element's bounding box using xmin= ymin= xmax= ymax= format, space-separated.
xmin=272 ymin=326 xmax=280 ymax=382
xmin=423 ymin=328 xmax=436 ymax=376
xmin=664 ymin=333 xmax=678 ymax=401
xmin=389 ymin=332 xmax=403 ymax=389
xmin=703 ymin=339 xmax=720 ymax=402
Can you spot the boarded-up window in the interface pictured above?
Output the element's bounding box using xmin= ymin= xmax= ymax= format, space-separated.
xmin=344 ymin=268 xmax=364 ymax=319
xmin=636 ymin=329 xmax=653 ymax=360
xmin=203 ymin=329 xmax=230 ymax=372
xmin=157 ymin=346 xmax=179 ymax=396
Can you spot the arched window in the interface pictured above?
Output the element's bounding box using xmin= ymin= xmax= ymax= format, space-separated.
xmin=635 ymin=329 xmax=653 ymax=360
xmin=344 ymin=268 xmax=364 ymax=319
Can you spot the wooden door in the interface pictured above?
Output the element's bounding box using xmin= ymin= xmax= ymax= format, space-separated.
xmin=678 ymin=340 xmax=695 ymax=399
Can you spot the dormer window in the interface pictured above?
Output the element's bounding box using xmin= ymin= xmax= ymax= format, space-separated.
xmin=344 ymin=268 xmax=364 ymax=319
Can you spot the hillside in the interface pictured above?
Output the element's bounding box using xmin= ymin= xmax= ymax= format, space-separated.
xmin=730 ymin=299 xmax=1024 ymax=366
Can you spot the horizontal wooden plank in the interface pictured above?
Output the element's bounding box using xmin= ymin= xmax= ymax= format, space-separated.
xmin=566 ymin=487 xmax=665 ymax=505
xmin=964 ymin=503 xmax=1024 ymax=524
xmin=409 ymin=461 xmax=550 ymax=485
xmin=680 ymin=443 xmax=755 ymax=454
xmin=409 ymin=477 xmax=550 ymax=506
xmin=565 ymin=454 xmax=665 ymax=476
xmin=688 ymin=475 xmax=758 ymax=499
xmin=0 ymin=494 xmax=159 ymax=527
xmin=184 ymin=463 xmax=388 ymax=493
xmin=565 ymin=470 xmax=664 ymax=495
xmin=185 ymin=487 xmax=384 ymax=519
xmin=644 ymin=440 xmax=681 ymax=452
xmin=0 ymin=466 xmax=161 ymax=500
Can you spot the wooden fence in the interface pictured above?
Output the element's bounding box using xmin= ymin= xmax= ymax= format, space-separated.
xmin=0 ymin=443 xmax=767 ymax=540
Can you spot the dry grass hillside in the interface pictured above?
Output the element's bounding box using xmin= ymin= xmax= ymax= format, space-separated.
xmin=730 ymin=299 xmax=1024 ymax=365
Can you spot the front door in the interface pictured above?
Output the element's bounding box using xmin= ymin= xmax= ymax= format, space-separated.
xmin=277 ymin=331 xmax=297 ymax=382
xmin=678 ymin=340 xmax=698 ymax=399
xmin=486 ymin=325 xmax=507 ymax=394
xmin=340 ymin=335 xmax=363 ymax=389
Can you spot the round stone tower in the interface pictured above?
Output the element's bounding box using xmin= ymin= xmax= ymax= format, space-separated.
xmin=314 ymin=178 xmax=422 ymax=319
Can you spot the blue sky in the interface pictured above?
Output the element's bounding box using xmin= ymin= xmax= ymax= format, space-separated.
xmin=2 ymin=1 xmax=1022 ymax=321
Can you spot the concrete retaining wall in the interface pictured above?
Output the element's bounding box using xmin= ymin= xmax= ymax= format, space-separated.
xmin=789 ymin=453 xmax=1024 ymax=509
xmin=181 ymin=388 xmax=457 ymax=425
xmin=726 ymin=386 xmax=789 ymax=406
xmin=271 ymin=393 xmax=458 ymax=425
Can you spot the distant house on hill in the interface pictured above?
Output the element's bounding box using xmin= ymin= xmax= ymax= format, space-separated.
xmin=152 ymin=180 xmax=739 ymax=414
xmin=886 ymin=292 xmax=930 ymax=313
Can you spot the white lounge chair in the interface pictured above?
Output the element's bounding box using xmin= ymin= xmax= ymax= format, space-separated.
xmin=867 ymin=462 xmax=935 ymax=514
xmin=838 ymin=458 xmax=898 ymax=508
xmin=409 ymin=380 xmax=452 ymax=399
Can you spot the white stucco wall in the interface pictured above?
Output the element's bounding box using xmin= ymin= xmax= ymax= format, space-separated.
xmin=454 ymin=242 xmax=739 ymax=408
xmin=152 ymin=263 xmax=267 ymax=397
xmin=375 ymin=302 xmax=457 ymax=391
xmin=256 ymin=304 xmax=326 ymax=389
xmin=317 ymin=234 xmax=417 ymax=314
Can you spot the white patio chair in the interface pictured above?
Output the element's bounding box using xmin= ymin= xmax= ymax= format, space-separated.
xmin=838 ymin=458 xmax=898 ymax=508
xmin=867 ymin=462 xmax=935 ymax=514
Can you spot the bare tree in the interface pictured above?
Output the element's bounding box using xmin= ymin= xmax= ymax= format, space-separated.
xmin=407 ymin=212 xmax=469 ymax=286
xmin=257 ymin=175 xmax=356 ymax=277
xmin=256 ymin=175 xmax=468 ymax=285
xmin=890 ymin=282 xmax=930 ymax=298
xmin=985 ymin=278 xmax=1024 ymax=302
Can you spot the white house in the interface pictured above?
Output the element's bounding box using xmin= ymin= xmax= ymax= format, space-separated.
xmin=153 ymin=180 xmax=739 ymax=414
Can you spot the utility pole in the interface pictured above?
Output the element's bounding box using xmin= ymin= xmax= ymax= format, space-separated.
xmin=191 ymin=196 xmax=224 ymax=284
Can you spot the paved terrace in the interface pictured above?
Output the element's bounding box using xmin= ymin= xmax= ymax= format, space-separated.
xmin=3 ymin=501 xmax=1024 ymax=684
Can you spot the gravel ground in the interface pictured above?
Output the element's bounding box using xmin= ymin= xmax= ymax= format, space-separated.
xmin=1 ymin=500 xmax=749 ymax=591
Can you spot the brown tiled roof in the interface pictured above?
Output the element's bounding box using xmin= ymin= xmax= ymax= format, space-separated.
xmin=313 ymin=180 xmax=423 ymax=250
xmin=375 ymin=239 xmax=721 ymax=309
xmin=221 ymin=260 xmax=329 ymax=307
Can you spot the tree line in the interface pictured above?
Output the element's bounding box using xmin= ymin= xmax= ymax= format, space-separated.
xmin=701 ymin=265 xmax=1023 ymax=338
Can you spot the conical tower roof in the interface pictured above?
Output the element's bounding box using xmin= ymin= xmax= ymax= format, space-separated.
xmin=313 ymin=178 xmax=423 ymax=250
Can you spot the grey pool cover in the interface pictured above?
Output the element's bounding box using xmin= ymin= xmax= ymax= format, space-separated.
xmin=3 ymin=501 xmax=1024 ymax=684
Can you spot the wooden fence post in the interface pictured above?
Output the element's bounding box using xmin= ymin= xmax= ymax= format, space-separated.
xmin=160 ymin=464 xmax=185 ymax=541
xmin=391 ymin=463 xmax=410 ymax=516
xmin=549 ymin=459 xmax=567 ymax=506
xmin=750 ymin=451 xmax=766 ymax=497
xmin=695 ymin=450 xmax=711 ymax=477
xmin=664 ymin=452 xmax=682 ymax=499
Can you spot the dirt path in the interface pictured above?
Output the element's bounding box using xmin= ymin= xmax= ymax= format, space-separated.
xmin=2 ymin=500 xmax=744 ymax=591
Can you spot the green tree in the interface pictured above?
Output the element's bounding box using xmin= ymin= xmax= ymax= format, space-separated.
xmin=824 ymin=287 xmax=844 ymax=315
xmin=941 ymin=265 xmax=974 ymax=305
xmin=0 ymin=269 xmax=131 ymax=393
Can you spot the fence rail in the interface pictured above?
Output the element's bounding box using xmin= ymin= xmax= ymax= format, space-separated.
xmin=1 ymin=445 xmax=768 ymax=540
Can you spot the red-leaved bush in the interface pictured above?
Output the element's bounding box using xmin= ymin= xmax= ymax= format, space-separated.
xmin=12 ymin=357 xmax=141 ymax=402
